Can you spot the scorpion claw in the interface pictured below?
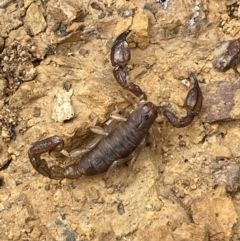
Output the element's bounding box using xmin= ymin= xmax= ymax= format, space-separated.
xmin=159 ymin=107 xmax=195 ymax=128
xmin=184 ymin=73 xmax=203 ymax=115
xmin=159 ymin=73 xmax=203 ymax=128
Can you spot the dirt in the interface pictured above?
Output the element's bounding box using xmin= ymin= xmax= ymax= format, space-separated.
xmin=0 ymin=0 xmax=240 ymax=240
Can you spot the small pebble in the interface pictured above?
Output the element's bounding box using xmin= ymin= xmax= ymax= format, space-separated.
xmin=123 ymin=9 xmax=133 ymax=17
xmin=179 ymin=140 xmax=186 ymax=147
xmin=117 ymin=202 xmax=125 ymax=215
xmin=107 ymin=187 xmax=114 ymax=194
xmin=44 ymin=184 xmax=51 ymax=191
xmin=146 ymin=204 xmax=153 ymax=210
xmin=155 ymin=202 xmax=163 ymax=211
xmin=182 ymin=179 xmax=190 ymax=187
xmin=181 ymin=79 xmax=190 ymax=87
xmin=162 ymin=145 xmax=169 ymax=153
xmin=98 ymin=12 xmax=106 ymax=19
xmin=99 ymin=179 xmax=106 ymax=188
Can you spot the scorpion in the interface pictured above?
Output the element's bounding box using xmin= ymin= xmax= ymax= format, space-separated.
xmin=28 ymin=30 xmax=203 ymax=180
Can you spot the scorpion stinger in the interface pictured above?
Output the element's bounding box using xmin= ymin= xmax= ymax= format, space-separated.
xmin=111 ymin=30 xmax=147 ymax=103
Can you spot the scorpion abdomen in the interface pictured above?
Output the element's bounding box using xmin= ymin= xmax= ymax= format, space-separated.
xmin=78 ymin=103 xmax=157 ymax=175
xmin=78 ymin=118 xmax=148 ymax=175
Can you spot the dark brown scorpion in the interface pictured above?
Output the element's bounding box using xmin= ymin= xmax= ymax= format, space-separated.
xmin=28 ymin=30 xmax=203 ymax=180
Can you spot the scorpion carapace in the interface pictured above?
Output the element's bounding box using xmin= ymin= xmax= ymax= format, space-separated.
xmin=28 ymin=30 xmax=203 ymax=180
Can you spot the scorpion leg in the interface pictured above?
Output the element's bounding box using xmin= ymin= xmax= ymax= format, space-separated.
xmin=121 ymin=91 xmax=139 ymax=108
xmin=110 ymin=112 xmax=127 ymax=122
xmin=159 ymin=73 xmax=203 ymax=128
xmin=128 ymin=136 xmax=147 ymax=170
xmin=65 ymin=129 xmax=109 ymax=158
xmin=90 ymin=126 xmax=109 ymax=136
xmin=148 ymin=126 xmax=158 ymax=150
xmin=63 ymin=135 xmax=104 ymax=158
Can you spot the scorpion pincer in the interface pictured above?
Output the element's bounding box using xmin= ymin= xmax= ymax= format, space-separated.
xmin=28 ymin=30 xmax=203 ymax=180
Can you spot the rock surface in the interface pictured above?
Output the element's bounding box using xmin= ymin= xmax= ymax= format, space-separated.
xmin=0 ymin=0 xmax=240 ymax=241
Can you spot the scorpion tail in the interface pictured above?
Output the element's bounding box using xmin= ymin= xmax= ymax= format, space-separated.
xmin=29 ymin=136 xmax=82 ymax=180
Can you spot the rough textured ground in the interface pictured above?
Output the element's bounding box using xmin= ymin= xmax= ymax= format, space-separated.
xmin=0 ymin=0 xmax=240 ymax=240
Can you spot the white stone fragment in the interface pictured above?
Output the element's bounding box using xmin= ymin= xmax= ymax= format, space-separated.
xmin=51 ymin=89 xmax=75 ymax=122
xmin=181 ymin=79 xmax=190 ymax=87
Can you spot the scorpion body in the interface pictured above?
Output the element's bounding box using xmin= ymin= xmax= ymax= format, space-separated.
xmin=28 ymin=30 xmax=203 ymax=180
xmin=28 ymin=102 xmax=157 ymax=179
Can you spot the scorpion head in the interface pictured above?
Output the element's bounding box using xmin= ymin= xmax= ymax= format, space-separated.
xmin=129 ymin=102 xmax=157 ymax=131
